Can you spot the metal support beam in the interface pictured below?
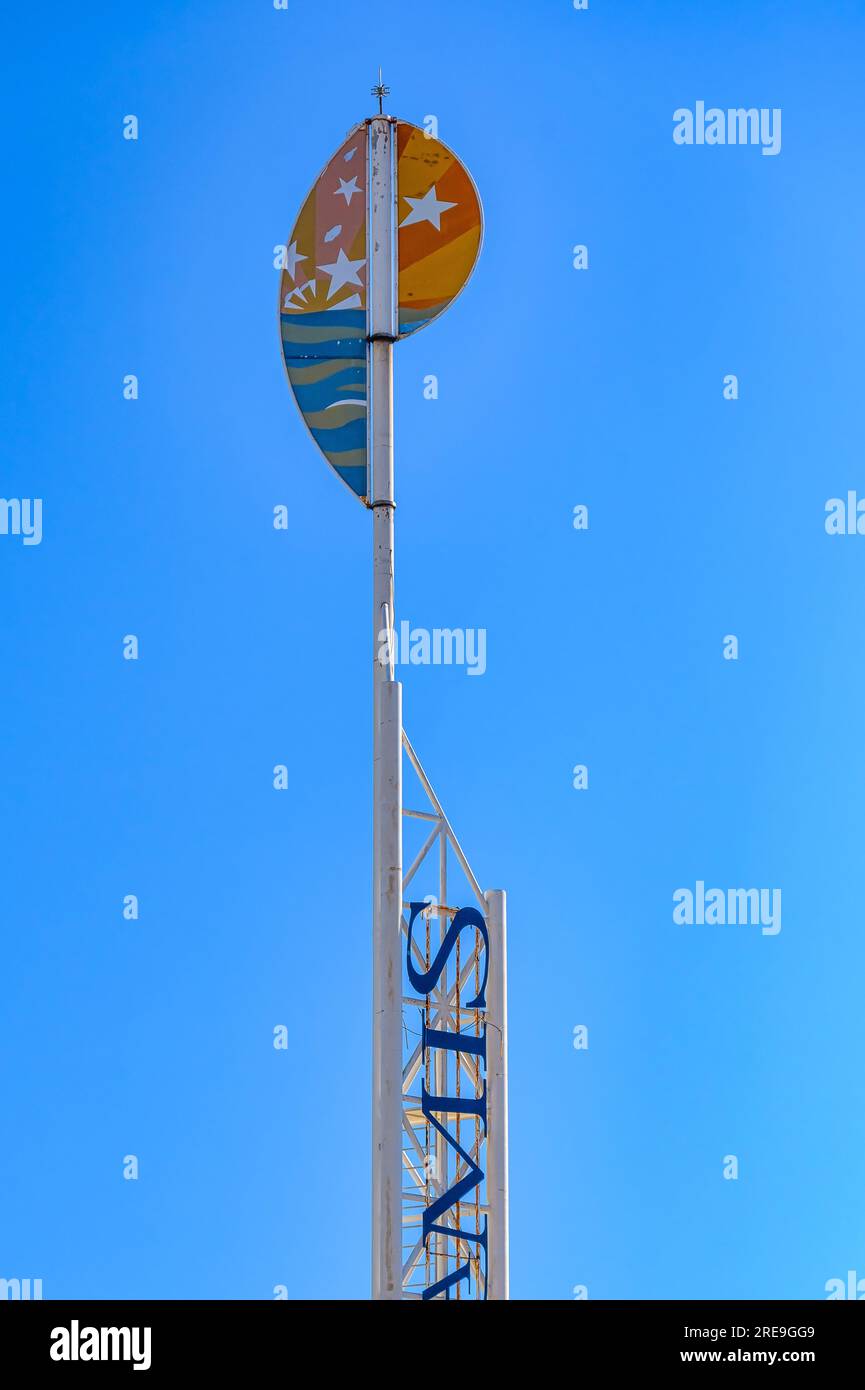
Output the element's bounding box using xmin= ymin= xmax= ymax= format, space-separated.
xmin=485 ymin=888 xmax=509 ymax=1299
xmin=370 ymin=114 xmax=402 ymax=1300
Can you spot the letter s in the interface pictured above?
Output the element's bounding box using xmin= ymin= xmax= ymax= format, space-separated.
xmin=406 ymin=902 xmax=489 ymax=1008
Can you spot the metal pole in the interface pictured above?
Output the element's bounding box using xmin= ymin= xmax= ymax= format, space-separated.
xmin=370 ymin=114 xmax=403 ymax=1301
xmin=485 ymin=889 xmax=509 ymax=1299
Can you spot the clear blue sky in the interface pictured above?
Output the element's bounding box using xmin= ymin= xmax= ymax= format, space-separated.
xmin=2 ymin=0 xmax=865 ymax=1300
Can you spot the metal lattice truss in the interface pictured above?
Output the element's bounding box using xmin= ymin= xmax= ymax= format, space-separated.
xmin=399 ymin=731 xmax=506 ymax=1300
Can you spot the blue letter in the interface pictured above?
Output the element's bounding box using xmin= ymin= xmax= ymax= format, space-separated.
xmin=406 ymin=902 xmax=489 ymax=1007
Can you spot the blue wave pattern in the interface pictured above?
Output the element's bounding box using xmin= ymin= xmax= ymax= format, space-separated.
xmin=281 ymin=309 xmax=368 ymax=500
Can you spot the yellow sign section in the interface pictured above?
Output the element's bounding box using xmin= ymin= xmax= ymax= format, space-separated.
xmin=396 ymin=122 xmax=483 ymax=338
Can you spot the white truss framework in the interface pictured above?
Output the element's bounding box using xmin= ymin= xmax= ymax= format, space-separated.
xmin=399 ymin=731 xmax=508 ymax=1300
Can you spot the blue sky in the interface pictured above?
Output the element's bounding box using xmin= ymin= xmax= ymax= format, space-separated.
xmin=2 ymin=0 xmax=865 ymax=1300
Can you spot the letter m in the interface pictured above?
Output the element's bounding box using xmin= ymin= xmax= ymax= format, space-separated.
xmin=728 ymin=888 xmax=759 ymax=924
xmin=729 ymin=108 xmax=759 ymax=144
xmin=433 ymin=629 xmax=464 ymax=666
xmin=420 ymin=1073 xmax=488 ymax=1299
xmin=102 ymin=1329 xmax=131 ymax=1361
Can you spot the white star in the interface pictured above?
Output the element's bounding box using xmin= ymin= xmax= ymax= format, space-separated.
xmin=399 ymin=184 xmax=457 ymax=231
xmin=317 ymin=247 xmax=366 ymax=299
xmin=283 ymin=240 xmax=307 ymax=281
xmin=335 ymin=176 xmax=361 ymax=205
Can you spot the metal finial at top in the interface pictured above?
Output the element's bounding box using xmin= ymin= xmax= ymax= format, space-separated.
xmin=371 ymin=65 xmax=390 ymax=115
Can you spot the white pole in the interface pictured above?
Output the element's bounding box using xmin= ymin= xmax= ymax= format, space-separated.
xmin=370 ymin=114 xmax=403 ymax=1301
xmin=485 ymin=888 xmax=509 ymax=1299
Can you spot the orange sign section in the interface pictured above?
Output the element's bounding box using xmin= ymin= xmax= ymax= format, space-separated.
xmin=396 ymin=122 xmax=483 ymax=339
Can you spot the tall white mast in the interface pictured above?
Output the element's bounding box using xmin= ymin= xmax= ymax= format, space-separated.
xmin=369 ymin=110 xmax=403 ymax=1301
xmin=279 ymin=79 xmax=506 ymax=1299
